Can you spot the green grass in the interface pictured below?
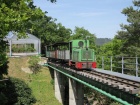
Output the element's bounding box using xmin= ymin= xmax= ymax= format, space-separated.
xmin=28 ymin=68 xmax=61 ymax=105
xmin=8 ymin=57 xmax=61 ymax=105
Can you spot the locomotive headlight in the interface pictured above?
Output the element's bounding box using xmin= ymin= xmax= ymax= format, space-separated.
xmin=78 ymin=41 xmax=84 ymax=47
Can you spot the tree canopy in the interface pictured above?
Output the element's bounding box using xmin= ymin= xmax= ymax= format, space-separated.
xmin=32 ymin=16 xmax=72 ymax=45
xmin=115 ymin=0 xmax=140 ymax=56
xmin=0 ymin=0 xmax=45 ymax=38
xmin=0 ymin=0 xmax=45 ymax=104
xmin=70 ymin=27 xmax=96 ymax=49
xmin=0 ymin=0 xmax=45 ymax=80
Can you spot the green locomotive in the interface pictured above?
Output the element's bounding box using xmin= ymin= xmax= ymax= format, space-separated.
xmin=46 ymin=39 xmax=96 ymax=69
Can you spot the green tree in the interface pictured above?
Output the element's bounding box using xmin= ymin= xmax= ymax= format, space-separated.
xmin=55 ymin=23 xmax=71 ymax=42
xmin=96 ymin=39 xmax=123 ymax=69
xmin=115 ymin=0 xmax=140 ymax=56
xmin=32 ymin=15 xmax=72 ymax=54
xmin=70 ymin=27 xmax=96 ymax=49
xmin=0 ymin=0 xmax=46 ymax=104
xmin=0 ymin=0 xmax=45 ymax=38
xmin=96 ymin=38 xmax=122 ymax=57
xmin=35 ymin=20 xmax=71 ymax=45
xmin=0 ymin=0 xmax=45 ymax=78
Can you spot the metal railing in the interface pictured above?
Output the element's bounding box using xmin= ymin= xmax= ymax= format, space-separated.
xmin=95 ymin=56 xmax=140 ymax=77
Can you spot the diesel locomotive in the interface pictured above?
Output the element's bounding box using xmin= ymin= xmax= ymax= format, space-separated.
xmin=46 ymin=39 xmax=96 ymax=70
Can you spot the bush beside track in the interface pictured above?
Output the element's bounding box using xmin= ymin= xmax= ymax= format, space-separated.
xmin=8 ymin=57 xmax=61 ymax=105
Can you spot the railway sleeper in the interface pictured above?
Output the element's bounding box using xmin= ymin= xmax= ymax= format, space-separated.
xmin=102 ymin=79 xmax=110 ymax=84
xmin=129 ymin=88 xmax=140 ymax=94
xmin=111 ymin=82 xmax=120 ymax=87
xmin=106 ymin=77 xmax=140 ymax=87
xmin=106 ymin=81 xmax=112 ymax=86
xmin=123 ymin=87 xmax=131 ymax=92
xmin=117 ymin=85 xmax=126 ymax=89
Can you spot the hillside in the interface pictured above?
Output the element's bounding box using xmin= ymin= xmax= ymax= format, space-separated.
xmin=95 ymin=38 xmax=112 ymax=46
xmin=8 ymin=57 xmax=61 ymax=105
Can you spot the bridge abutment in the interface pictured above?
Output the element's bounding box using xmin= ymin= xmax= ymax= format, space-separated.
xmin=54 ymin=70 xmax=65 ymax=104
xmin=69 ymin=78 xmax=84 ymax=105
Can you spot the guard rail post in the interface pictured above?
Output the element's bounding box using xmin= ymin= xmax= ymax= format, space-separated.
xmin=102 ymin=56 xmax=104 ymax=70
xmin=136 ymin=57 xmax=138 ymax=77
xmin=111 ymin=56 xmax=112 ymax=72
xmin=122 ymin=56 xmax=124 ymax=74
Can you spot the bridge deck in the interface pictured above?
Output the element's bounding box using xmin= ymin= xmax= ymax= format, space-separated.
xmin=93 ymin=68 xmax=140 ymax=82
xmin=47 ymin=62 xmax=140 ymax=104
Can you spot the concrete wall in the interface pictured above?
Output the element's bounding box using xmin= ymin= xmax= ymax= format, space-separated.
xmin=69 ymin=78 xmax=84 ymax=105
xmin=54 ymin=70 xmax=65 ymax=104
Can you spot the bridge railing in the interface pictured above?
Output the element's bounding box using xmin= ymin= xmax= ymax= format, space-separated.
xmin=95 ymin=56 xmax=140 ymax=77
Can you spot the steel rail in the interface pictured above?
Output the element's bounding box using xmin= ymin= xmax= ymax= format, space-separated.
xmin=44 ymin=63 xmax=132 ymax=105
xmin=83 ymin=70 xmax=140 ymax=94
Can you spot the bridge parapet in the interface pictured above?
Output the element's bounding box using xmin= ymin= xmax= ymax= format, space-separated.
xmin=96 ymin=56 xmax=140 ymax=77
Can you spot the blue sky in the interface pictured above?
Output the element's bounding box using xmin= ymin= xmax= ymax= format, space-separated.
xmin=33 ymin=0 xmax=132 ymax=38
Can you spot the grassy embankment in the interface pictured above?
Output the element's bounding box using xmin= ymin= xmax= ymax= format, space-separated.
xmin=8 ymin=57 xmax=61 ymax=105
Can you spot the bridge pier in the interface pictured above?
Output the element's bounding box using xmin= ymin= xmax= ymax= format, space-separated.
xmin=54 ymin=70 xmax=65 ymax=104
xmin=69 ymin=78 xmax=84 ymax=105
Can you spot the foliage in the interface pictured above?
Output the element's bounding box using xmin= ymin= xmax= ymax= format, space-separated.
xmin=70 ymin=27 xmax=96 ymax=49
xmin=110 ymin=102 xmax=122 ymax=105
xmin=0 ymin=0 xmax=45 ymax=103
xmin=0 ymin=92 xmax=7 ymax=105
xmin=96 ymin=38 xmax=139 ymax=74
xmin=115 ymin=0 xmax=140 ymax=57
xmin=28 ymin=55 xmax=41 ymax=74
xmin=12 ymin=44 xmax=36 ymax=53
xmin=50 ymin=79 xmax=54 ymax=85
xmin=0 ymin=0 xmax=45 ymax=77
xmin=31 ymin=16 xmax=72 ymax=54
xmin=84 ymin=86 xmax=113 ymax=105
xmin=0 ymin=39 xmax=9 ymax=79
xmin=95 ymin=39 xmax=123 ymax=70
xmin=95 ymin=38 xmax=112 ymax=46
xmin=8 ymin=57 xmax=61 ymax=105
xmin=0 ymin=0 xmax=45 ymax=39
xmin=47 ymin=0 xmax=57 ymax=3
xmin=96 ymin=38 xmax=123 ymax=56
xmin=0 ymin=0 xmax=62 ymax=104
xmin=1 ymin=77 xmax=36 ymax=105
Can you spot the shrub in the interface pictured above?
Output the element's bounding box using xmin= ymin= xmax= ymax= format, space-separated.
xmin=0 ymin=92 xmax=7 ymax=105
xmin=2 ymin=77 xmax=36 ymax=105
xmin=110 ymin=102 xmax=122 ymax=105
xmin=28 ymin=55 xmax=41 ymax=74
xmin=12 ymin=44 xmax=36 ymax=53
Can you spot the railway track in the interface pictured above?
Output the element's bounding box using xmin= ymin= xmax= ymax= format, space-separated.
xmin=79 ymin=70 xmax=140 ymax=94
xmin=49 ymin=62 xmax=140 ymax=94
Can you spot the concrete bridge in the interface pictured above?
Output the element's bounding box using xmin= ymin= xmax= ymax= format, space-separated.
xmin=42 ymin=63 xmax=140 ymax=105
xmin=41 ymin=56 xmax=140 ymax=105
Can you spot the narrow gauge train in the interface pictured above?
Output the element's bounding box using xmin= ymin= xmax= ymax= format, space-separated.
xmin=46 ymin=39 xmax=96 ymax=70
